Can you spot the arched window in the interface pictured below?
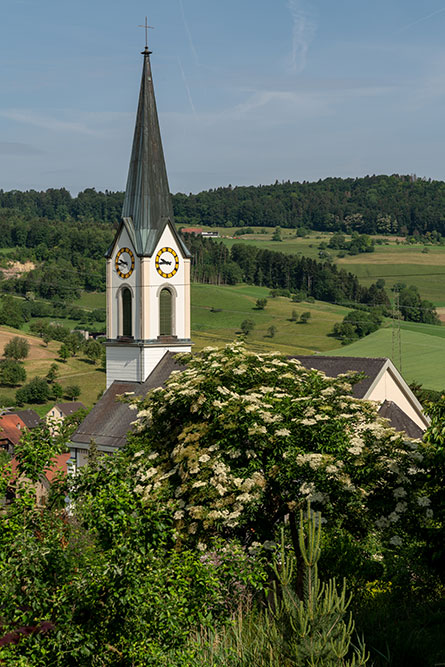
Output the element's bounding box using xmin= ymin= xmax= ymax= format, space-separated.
xmin=122 ymin=287 xmax=132 ymax=337
xmin=159 ymin=288 xmax=173 ymax=336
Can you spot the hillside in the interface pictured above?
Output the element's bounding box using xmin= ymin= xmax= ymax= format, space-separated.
xmin=329 ymin=322 xmax=445 ymax=390
xmin=0 ymin=326 xmax=105 ymax=413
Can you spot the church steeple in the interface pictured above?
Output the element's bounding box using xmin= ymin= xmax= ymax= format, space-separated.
xmin=121 ymin=46 xmax=174 ymax=255
xmin=105 ymin=38 xmax=192 ymax=389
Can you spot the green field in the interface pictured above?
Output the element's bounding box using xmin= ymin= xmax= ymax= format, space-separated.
xmin=191 ymin=284 xmax=350 ymax=355
xmin=0 ymin=326 xmax=106 ymax=412
xmin=185 ymin=226 xmax=445 ymax=307
xmin=329 ymin=323 xmax=445 ymax=390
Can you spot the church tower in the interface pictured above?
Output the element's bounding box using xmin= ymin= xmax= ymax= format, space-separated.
xmin=105 ymin=43 xmax=192 ymax=388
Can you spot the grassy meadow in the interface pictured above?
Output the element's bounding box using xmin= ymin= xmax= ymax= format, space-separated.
xmin=329 ymin=321 xmax=445 ymax=390
xmin=0 ymin=326 xmax=105 ymax=413
xmin=184 ymin=225 xmax=445 ymax=306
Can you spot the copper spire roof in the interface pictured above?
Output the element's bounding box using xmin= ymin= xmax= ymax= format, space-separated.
xmin=120 ymin=47 xmax=190 ymax=258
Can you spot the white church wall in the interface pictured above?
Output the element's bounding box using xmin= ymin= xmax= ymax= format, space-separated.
xmin=106 ymin=345 xmax=141 ymax=387
xmin=146 ymin=225 xmax=190 ymax=340
xmin=109 ymin=227 xmax=141 ymax=340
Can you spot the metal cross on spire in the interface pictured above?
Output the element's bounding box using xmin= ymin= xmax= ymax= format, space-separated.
xmin=138 ymin=16 xmax=154 ymax=52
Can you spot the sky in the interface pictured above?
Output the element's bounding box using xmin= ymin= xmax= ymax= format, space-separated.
xmin=2 ymin=0 xmax=445 ymax=195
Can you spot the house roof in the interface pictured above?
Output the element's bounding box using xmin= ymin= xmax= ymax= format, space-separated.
xmin=10 ymin=452 xmax=71 ymax=484
xmin=0 ymin=414 xmax=27 ymax=446
xmin=71 ymin=352 xmax=184 ymax=450
xmin=15 ymin=409 xmax=41 ymax=429
xmin=43 ymin=452 xmax=71 ymax=483
xmin=293 ymin=356 xmax=387 ymax=398
xmin=54 ymin=402 xmax=86 ymax=417
xmin=72 ymin=353 xmax=425 ymax=452
xmin=378 ymin=400 xmax=424 ymax=439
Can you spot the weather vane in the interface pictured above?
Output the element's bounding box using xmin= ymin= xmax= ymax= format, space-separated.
xmin=138 ymin=16 xmax=154 ymax=51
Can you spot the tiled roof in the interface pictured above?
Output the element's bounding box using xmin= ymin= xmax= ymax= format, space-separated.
xmin=0 ymin=414 xmax=27 ymax=446
xmin=293 ymin=356 xmax=387 ymax=398
xmin=378 ymin=400 xmax=424 ymax=439
xmin=71 ymin=352 xmax=184 ymax=449
xmin=15 ymin=409 xmax=41 ymax=429
xmin=55 ymin=402 xmax=86 ymax=417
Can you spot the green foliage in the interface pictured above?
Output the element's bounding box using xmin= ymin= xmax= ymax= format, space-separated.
xmin=58 ymin=343 xmax=70 ymax=361
xmin=0 ymin=358 xmax=26 ymax=386
xmin=127 ymin=343 xmax=427 ymax=556
xmin=65 ymin=384 xmax=81 ymax=401
xmin=0 ymin=295 xmax=24 ymax=329
xmin=398 ymin=285 xmax=440 ymax=325
xmin=13 ymin=420 xmax=69 ymax=483
xmin=272 ymin=226 xmax=282 ymax=241
xmin=299 ymin=311 xmax=311 ymax=324
xmin=333 ymin=309 xmax=382 ymax=344
xmin=192 ymin=510 xmax=368 ymax=666
xmin=267 ymin=325 xmax=276 ymax=338
xmin=15 ymin=376 xmax=50 ymax=405
xmin=3 ymin=336 xmax=30 ymax=361
xmin=83 ymin=338 xmax=103 ymax=364
xmin=46 ymin=362 xmax=59 ymax=383
xmin=240 ymin=319 xmax=255 ymax=335
xmin=255 ymin=298 xmax=267 ymax=310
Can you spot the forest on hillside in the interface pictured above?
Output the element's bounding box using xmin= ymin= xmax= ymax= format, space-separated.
xmin=3 ymin=173 xmax=445 ymax=234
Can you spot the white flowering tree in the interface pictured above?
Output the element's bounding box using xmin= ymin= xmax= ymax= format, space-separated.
xmin=126 ymin=343 xmax=428 ymax=566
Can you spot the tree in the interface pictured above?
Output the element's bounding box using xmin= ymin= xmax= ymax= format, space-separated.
xmin=291 ymin=310 xmax=298 ymax=321
xmin=398 ymin=285 xmax=440 ymax=325
xmin=65 ymin=384 xmax=81 ymax=401
xmin=272 ymin=226 xmax=282 ymax=241
xmin=84 ymin=338 xmax=102 ymax=364
xmin=0 ymin=296 xmax=24 ymax=329
xmin=300 ymin=311 xmax=311 ymax=324
xmin=15 ymin=376 xmax=50 ymax=405
xmin=58 ymin=343 xmax=70 ymax=362
xmin=3 ymin=337 xmax=30 ymax=361
xmin=46 ymin=363 xmax=59 ymax=383
xmin=51 ymin=381 xmax=64 ymax=399
xmin=240 ymin=319 xmax=255 ymax=335
xmin=0 ymin=359 xmax=26 ymax=386
xmin=66 ymin=331 xmax=84 ymax=357
xmin=267 ymin=325 xmax=276 ymax=338
xmin=255 ymin=298 xmax=267 ymax=310
xmin=126 ymin=344 xmax=427 ymax=565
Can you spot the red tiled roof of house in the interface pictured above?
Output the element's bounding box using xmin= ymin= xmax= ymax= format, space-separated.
xmin=0 ymin=414 xmax=27 ymax=446
xmin=10 ymin=452 xmax=70 ymax=484
xmin=181 ymin=227 xmax=202 ymax=234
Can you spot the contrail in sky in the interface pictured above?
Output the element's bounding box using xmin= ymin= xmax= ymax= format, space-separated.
xmin=287 ymin=0 xmax=316 ymax=73
xmin=178 ymin=58 xmax=197 ymax=116
xmin=397 ymin=7 xmax=445 ymax=33
xmin=178 ymin=0 xmax=200 ymax=66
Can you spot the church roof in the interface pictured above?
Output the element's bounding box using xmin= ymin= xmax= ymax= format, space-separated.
xmin=70 ymin=352 xmax=185 ymax=450
xmin=111 ymin=46 xmax=190 ymax=259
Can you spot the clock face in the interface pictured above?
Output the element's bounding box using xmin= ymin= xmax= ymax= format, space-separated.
xmin=115 ymin=247 xmax=135 ymax=279
xmin=155 ymin=247 xmax=179 ymax=279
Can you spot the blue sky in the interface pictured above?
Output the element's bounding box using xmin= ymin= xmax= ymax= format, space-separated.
xmin=2 ymin=0 xmax=445 ymax=195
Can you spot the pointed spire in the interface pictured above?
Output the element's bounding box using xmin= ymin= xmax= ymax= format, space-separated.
xmin=122 ymin=46 xmax=174 ymax=255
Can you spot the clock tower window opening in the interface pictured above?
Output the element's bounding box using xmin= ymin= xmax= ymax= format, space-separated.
xmin=159 ymin=288 xmax=173 ymax=336
xmin=121 ymin=287 xmax=132 ymax=337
